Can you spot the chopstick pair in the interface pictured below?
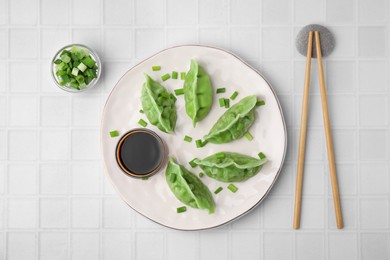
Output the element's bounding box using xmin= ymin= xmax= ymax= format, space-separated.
xmin=293 ymin=31 xmax=343 ymax=229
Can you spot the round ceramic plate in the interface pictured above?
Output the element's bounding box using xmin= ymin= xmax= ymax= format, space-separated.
xmin=101 ymin=45 xmax=287 ymax=230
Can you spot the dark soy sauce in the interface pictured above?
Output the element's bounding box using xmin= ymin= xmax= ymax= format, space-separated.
xmin=116 ymin=129 xmax=164 ymax=177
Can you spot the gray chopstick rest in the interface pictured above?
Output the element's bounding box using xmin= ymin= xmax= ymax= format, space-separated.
xmin=296 ymin=24 xmax=335 ymax=58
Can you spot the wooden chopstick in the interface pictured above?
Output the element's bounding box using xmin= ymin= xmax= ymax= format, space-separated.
xmin=293 ymin=31 xmax=313 ymax=229
xmin=314 ymin=31 xmax=343 ymax=229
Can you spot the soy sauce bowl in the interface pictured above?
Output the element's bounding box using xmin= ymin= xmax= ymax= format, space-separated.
xmin=116 ymin=129 xmax=167 ymax=178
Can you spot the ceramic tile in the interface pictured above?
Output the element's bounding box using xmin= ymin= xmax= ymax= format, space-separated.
xmin=71 ymin=198 xmax=100 ymax=228
xmin=103 ymin=0 xmax=132 ymax=25
xmin=7 ymin=232 xmax=36 ymax=260
xmin=327 ymin=0 xmax=355 ymax=24
xmin=39 ymin=164 xmax=68 ymax=195
xmin=41 ymin=96 xmax=70 ymax=127
xmin=103 ymin=232 xmax=132 ymax=260
xmin=72 ymin=0 xmax=100 ymax=25
xmin=8 ymin=130 xmax=37 ymax=161
xmin=231 ymin=232 xmax=260 ymax=260
xmin=102 ymin=198 xmax=132 ymax=228
xmin=359 ymin=27 xmax=387 ymax=57
xmin=9 ymin=96 xmax=38 ymax=127
xmin=7 ymin=198 xmax=37 ymax=228
xmin=39 ymin=232 xmax=68 ymax=260
xmin=167 ymin=0 xmax=196 ymax=25
xmin=71 ymin=232 xmax=100 ymax=260
xmin=8 ymin=164 xmax=37 ymax=195
xmin=262 ymin=0 xmax=292 ymax=25
xmin=198 ymin=0 xmax=228 ymax=25
xmin=361 ymin=233 xmax=390 ymax=260
xmin=166 ymin=233 xmax=197 ymax=260
xmin=41 ymin=0 xmax=69 ymax=25
xmin=40 ymin=198 xmax=68 ymax=228
xmin=264 ymin=232 xmax=292 ymax=260
xmin=9 ymin=29 xmax=38 ymax=59
xmin=328 ymin=233 xmax=358 ymax=260
xmin=296 ymin=233 xmax=325 ymax=260
xmin=10 ymin=0 xmax=37 ymax=25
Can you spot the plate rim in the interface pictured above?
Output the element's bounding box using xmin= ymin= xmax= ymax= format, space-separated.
xmin=100 ymin=44 xmax=288 ymax=231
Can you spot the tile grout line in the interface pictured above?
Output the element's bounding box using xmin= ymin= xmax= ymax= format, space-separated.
xmin=98 ymin=0 xmax=104 ymax=259
xmin=36 ymin=0 xmax=42 ymax=258
xmin=68 ymin=0 xmax=74 ymax=258
xmin=3 ymin=0 xmax=9 ymax=257
xmin=355 ymin=1 xmax=362 ymax=258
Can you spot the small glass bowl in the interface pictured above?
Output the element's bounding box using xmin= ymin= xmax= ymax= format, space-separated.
xmin=51 ymin=44 xmax=102 ymax=93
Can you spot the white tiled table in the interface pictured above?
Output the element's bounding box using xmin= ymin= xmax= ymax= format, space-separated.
xmin=0 ymin=0 xmax=389 ymax=259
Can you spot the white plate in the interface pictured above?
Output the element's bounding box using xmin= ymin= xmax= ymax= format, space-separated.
xmin=101 ymin=45 xmax=287 ymax=230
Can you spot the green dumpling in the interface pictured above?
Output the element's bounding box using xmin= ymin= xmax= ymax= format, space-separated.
xmin=184 ymin=59 xmax=213 ymax=127
xmin=204 ymin=95 xmax=258 ymax=144
xmin=141 ymin=74 xmax=177 ymax=134
xmin=166 ymin=157 xmax=215 ymax=214
xmin=194 ymin=152 xmax=267 ymax=182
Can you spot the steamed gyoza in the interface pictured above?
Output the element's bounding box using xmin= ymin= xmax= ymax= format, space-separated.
xmin=194 ymin=152 xmax=267 ymax=182
xmin=204 ymin=95 xmax=258 ymax=144
xmin=141 ymin=74 xmax=177 ymax=134
xmin=166 ymin=157 xmax=215 ymax=214
xmin=184 ymin=59 xmax=213 ymax=127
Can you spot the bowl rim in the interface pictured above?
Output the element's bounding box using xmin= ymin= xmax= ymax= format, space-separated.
xmin=51 ymin=43 xmax=102 ymax=93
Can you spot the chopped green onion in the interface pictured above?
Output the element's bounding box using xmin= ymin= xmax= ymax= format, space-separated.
xmin=224 ymin=98 xmax=230 ymax=108
xmin=77 ymin=62 xmax=87 ymax=72
xmin=199 ymin=172 xmax=204 ymax=177
xmin=152 ymin=66 xmax=161 ymax=71
xmin=180 ymin=72 xmax=186 ymax=80
xmin=219 ymin=98 xmax=225 ymax=107
xmin=81 ymin=56 xmax=96 ymax=68
xmin=172 ymin=71 xmax=178 ymax=79
xmin=109 ymin=130 xmax=119 ymax=137
xmin=139 ymin=109 xmax=144 ymax=113
xmin=169 ymin=174 xmax=176 ymax=183
xmin=170 ymin=94 xmax=177 ymax=102
xmin=141 ymin=176 xmax=149 ymax=180
xmin=216 ymin=88 xmax=226 ymax=94
xmin=236 ymin=123 xmax=243 ymax=131
xmin=71 ymin=67 xmax=79 ymax=76
xmin=184 ymin=135 xmax=193 ymax=142
xmin=256 ymin=100 xmax=265 ymax=106
xmin=195 ymin=139 xmax=203 ymax=148
xmin=54 ymin=59 xmax=62 ymax=65
xmin=258 ymin=152 xmax=266 ymax=159
xmin=177 ymin=206 xmax=187 ymax=213
xmin=230 ymin=91 xmax=239 ymax=100
xmin=216 ymin=153 xmax=225 ymax=159
xmin=201 ymin=140 xmax=208 ymax=147
xmin=161 ymin=92 xmax=170 ymax=98
xmin=244 ymin=131 xmax=253 ymax=141
xmin=161 ymin=73 xmax=171 ymax=81
xmin=214 ymin=187 xmax=223 ymax=194
xmin=227 ymin=184 xmax=238 ymax=193
xmin=138 ymin=119 xmax=148 ymax=127
xmin=189 ymin=158 xmax=198 ymax=168
xmin=174 ymin=88 xmax=184 ymax=95
xmin=60 ymin=54 xmax=71 ymax=63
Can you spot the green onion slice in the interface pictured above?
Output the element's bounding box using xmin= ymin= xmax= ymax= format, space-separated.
xmin=109 ymin=130 xmax=119 ymax=137
xmin=227 ymin=184 xmax=238 ymax=193
xmin=138 ymin=119 xmax=148 ymax=127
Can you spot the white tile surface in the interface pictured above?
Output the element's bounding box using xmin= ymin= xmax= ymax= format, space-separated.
xmin=71 ymin=198 xmax=100 ymax=228
xmin=40 ymin=198 xmax=68 ymax=228
xmin=7 ymin=232 xmax=36 ymax=260
xmin=1 ymin=1 xmax=389 ymax=259
xmin=39 ymin=232 xmax=68 ymax=260
xmin=8 ymin=164 xmax=37 ymax=195
xmin=71 ymin=232 xmax=100 ymax=260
